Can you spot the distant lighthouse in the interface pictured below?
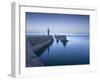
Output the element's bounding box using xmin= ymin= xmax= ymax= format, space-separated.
xmin=47 ymin=28 xmax=50 ymax=36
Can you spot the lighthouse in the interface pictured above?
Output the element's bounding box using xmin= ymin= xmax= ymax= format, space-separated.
xmin=47 ymin=28 xmax=50 ymax=36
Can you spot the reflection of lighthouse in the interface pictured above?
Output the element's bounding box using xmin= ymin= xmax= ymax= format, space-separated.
xmin=47 ymin=28 xmax=50 ymax=36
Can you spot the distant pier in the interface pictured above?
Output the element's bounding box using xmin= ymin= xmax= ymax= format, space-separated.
xmin=55 ymin=35 xmax=69 ymax=42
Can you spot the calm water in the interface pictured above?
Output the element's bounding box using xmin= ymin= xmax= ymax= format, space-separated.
xmin=36 ymin=36 xmax=89 ymax=66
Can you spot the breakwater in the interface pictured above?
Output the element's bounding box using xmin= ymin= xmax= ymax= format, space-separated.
xmin=26 ymin=35 xmax=54 ymax=67
xmin=26 ymin=39 xmax=44 ymax=67
xmin=27 ymin=35 xmax=54 ymax=52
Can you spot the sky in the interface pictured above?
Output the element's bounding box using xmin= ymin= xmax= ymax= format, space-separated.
xmin=26 ymin=12 xmax=89 ymax=35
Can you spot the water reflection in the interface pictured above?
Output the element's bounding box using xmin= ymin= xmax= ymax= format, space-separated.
xmin=56 ymin=39 xmax=59 ymax=44
xmin=61 ymin=41 xmax=68 ymax=47
xmin=56 ymin=39 xmax=69 ymax=47
xmin=47 ymin=47 xmax=50 ymax=55
xmin=39 ymin=36 xmax=89 ymax=66
xmin=26 ymin=34 xmax=89 ymax=66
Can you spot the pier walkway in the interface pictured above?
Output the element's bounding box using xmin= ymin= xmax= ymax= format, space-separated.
xmin=26 ymin=39 xmax=44 ymax=67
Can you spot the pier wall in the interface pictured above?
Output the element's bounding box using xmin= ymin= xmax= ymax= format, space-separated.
xmin=32 ymin=39 xmax=53 ymax=52
xmin=26 ymin=39 xmax=44 ymax=67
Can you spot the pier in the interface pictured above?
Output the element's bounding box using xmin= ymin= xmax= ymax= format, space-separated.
xmin=26 ymin=35 xmax=54 ymax=67
xmin=55 ymin=35 xmax=69 ymax=42
xmin=26 ymin=39 xmax=44 ymax=67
